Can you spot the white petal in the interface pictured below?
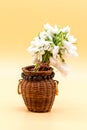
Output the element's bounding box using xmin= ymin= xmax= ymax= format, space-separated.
xmin=44 ymin=23 xmax=59 ymax=36
xmin=68 ymin=50 xmax=78 ymax=57
xmin=46 ymin=32 xmax=53 ymax=40
xmin=40 ymin=49 xmax=45 ymax=55
xmin=50 ymin=57 xmax=57 ymax=65
xmin=32 ymin=56 xmax=38 ymax=63
xmin=62 ymin=26 xmax=70 ymax=33
xmin=63 ymin=40 xmax=77 ymax=50
xmin=44 ymin=23 xmax=53 ymax=31
xmin=68 ymin=35 xmax=76 ymax=43
xmin=39 ymin=31 xmax=46 ymax=40
xmin=53 ymin=25 xmax=59 ymax=33
xmin=39 ymin=54 xmax=42 ymax=62
xmin=56 ymin=63 xmax=70 ymax=76
xmin=50 ymin=57 xmax=69 ymax=76
xmin=52 ymin=46 xmax=59 ymax=59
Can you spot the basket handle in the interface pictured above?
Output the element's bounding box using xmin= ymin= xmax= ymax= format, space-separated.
xmin=54 ymin=80 xmax=59 ymax=96
xmin=18 ymin=79 xmax=22 ymax=94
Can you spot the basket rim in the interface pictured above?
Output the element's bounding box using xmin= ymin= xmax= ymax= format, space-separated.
xmin=22 ymin=65 xmax=53 ymax=76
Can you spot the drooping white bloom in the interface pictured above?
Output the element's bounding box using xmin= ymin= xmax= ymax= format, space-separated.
xmin=50 ymin=57 xmax=57 ymax=65
xmin=53 ymin=25 xmax=59 ymax=34
xmin=63 ymin=40 xmax=78 ymax=57
xmin=43 ymin=41 xmax=51 ymax=50
xmin=68 ymin=35 xmax=76 ymax=43
xmin=50 ymin=57 xmax=70 ymax=76
xmin=44 ymin=23 xmax=54 ymax=32
xmin=39 ymin=31 xmax=47 ymax=40
xmin=32 ymin=54 xmax=38 ymax=63
xmin=63 ymin=40 xmax=76 ymax=50
xmin=38 ymin=53 xmax=42 ymax=62
xmin=28 ymin=46 xmax=39 ymax=54
xmin=56 ymin=63 xmax=70 ymax=76
xmin=62 ymin=26 xmax=70 ymax=33
xmin=52 ymin=46 xmax=59 ymax=59
xmin=68 ymin=49 xmax=78 ymax=57
xmin=44 ymin=23 xmax=59 ymax=35
xmin=31 ymin=37 xmax=44 ymax=48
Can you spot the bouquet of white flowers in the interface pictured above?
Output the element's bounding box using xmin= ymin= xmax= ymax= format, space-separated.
xmin=28 ymin=23 xmax=78 ymax=76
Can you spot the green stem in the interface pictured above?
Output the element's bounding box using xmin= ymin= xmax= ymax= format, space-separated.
xmin=42 ymin=51 xmax=51 ymax=63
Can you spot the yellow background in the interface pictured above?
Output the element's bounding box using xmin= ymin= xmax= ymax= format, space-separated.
xmin=0 ymin=0 xmax=87 ymax=130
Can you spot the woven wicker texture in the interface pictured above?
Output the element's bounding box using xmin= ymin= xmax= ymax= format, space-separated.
xmin=21 ymin=78 xmax=56 ymax=112
xmin=18 ymin=65 xmax=58 ymax=112
xmin=22 ymin=66 xmax=53 ymax=76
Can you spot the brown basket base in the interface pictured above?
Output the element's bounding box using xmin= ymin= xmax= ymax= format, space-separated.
xmin=26 ymin=96 xmax=55 ymax=113
xmin=21 ymin=79 xmax=56 ymax=112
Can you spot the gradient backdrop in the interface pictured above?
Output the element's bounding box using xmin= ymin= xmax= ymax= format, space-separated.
xmin=0 ymin=0 xmax=87 ymax=130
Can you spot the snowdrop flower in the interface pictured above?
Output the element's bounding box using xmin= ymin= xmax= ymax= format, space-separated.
xmin=32 ymin=55 xmax=38 ymax=63
xmin=28 ymin=46 xmax=39 ymax=54
xmin=68 ymin=49 xmax=78 ymax=57
xmin=68 ymin=35 xmax=77 ymax=43
xmin=43 ymin=41 xmax=51 ymax=50
xmin=53 ymin=25 xmax=59 ymax=34
xmin=50 ymin=57 xmax=58 ymax=65
xmin=50 ymin=57 xmax=69 ymax=76
xmin=63 ymin=40 xmax=78 ymax=57
xmin=44 ymin=23 xmax=59 ymax=35
xmin=39 ymin=31 xmax=47 ymax=40
xmin=32 ymin=37 xmax=44 ymax=48
xmin=38 ymin=53 xmax=42 ymax=62
xmin=44 ymin=23 xmax=54 ymax=31
xmin=62 ymin=26 xmax=70 ymax=33
xmin=56 ymin=63 xmax=70 ymax=76
xmin=52 ymin=46 xmax=59 ymax=59
xmin=63 ymin=41 xmax=76 ymax=50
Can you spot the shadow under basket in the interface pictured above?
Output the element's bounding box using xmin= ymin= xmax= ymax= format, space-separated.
xmin=18 ymin=65 xmax=59 ymax=113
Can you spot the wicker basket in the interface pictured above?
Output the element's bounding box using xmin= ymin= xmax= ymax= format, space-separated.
xmin=18 ymin=66 xmax=58 ymax=112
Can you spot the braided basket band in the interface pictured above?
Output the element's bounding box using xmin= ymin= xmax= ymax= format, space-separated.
xmin=21 ymin=72 xmax=55 ymax=81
